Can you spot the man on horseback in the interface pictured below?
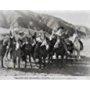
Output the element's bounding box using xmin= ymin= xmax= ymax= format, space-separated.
xmin=5 ymin=31 xmax=16 ymax=59
xmin=66 ymin=30 xmax=84 ymax=59
xmin=33 ymin=31 xmax=50 ymax=69
xmin=41 ymin=32 xmax=49 ymax=50
xmin=54 ymin=26 xmax=70 ymax=55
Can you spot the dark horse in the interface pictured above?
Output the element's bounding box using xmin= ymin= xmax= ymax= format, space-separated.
xmin=54 ymin=36 xmax=71 ymax=64
xmin=14 ymin=32 xmax=37 ymax=69
xmin=45 ymin=35 xmax=57 ymax=62
xmin=0 ymin=35 xmax=16 ymax=68
xmin=0 ymin=39 xmax=8 ymax=68
xmin=33 ymin=41 xmax=44 ymax=69
xmin=33 ymin=35 xmax=49 ymax=69
xmin=19 ymin=36 xmax=34 ymax=68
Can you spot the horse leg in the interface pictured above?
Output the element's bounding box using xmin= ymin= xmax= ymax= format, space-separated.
xmin=54 ymin=54 xmax=59 ymax=67
xmin=24 ymin=56 xmax=27 ymax=68
xmin=73 ymin=50 xmax=77 ymax=61
xmin=32 ymin=55 xmax=35 ymax=63
xmin=18 ymin=57 xmax=20 ymax=69
xmin=77 ymin=50 xmax=81 ymax=60
xmin=48 ymin=54 xmax=51 ymax=64
xmin=74 ymin=49 xmax=79 ymax=61
xmin=49 ymin=52 xmax=54 ymax=64
xmin=61 ymin=55 xmax=64 ymax=67
xmin=56 ymin=54 xmax=58 ymax=59
xmin=1 ymin=56 xmax=4 ymax=68
xmin=13 ymin=58 xmax=16 ymax=68
xmin=10 ymin=52 xmax=12 ymax=60
xmin=29 ymin=55 xmax=32 ymax=69
xmin=25 ymin=60 xmax=27 ymax=68
xmin=38 ymin=58 xmax=42 ymax=69
xmin=32 ymin=56 xmax=37 ymax=67
xmin=22 ymin=55 xmax=27 ymax=68
xmin=42 ymin=57 xmax=46 ymax=69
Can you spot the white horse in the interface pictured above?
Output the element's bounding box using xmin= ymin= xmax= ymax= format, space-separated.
xmin=69 ymin=33 xmax=83 ymax=60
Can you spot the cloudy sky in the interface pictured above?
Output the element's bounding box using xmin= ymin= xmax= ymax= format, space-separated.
xmin=36 ymin=10 xmax=90 ymax=28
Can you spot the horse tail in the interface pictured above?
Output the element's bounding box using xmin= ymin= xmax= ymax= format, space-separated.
xmin=79 ymin=39 xmax=83 ymax=51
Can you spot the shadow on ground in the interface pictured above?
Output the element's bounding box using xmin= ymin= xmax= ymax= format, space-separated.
xmin=6 ymin=56 xmax=90 ymax=76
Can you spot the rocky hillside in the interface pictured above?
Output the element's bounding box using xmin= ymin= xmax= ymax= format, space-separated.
xmin=75 ymin=25 xmax=90 ymax=38
xmin=0 ymin=10 xmax=89 ymax=38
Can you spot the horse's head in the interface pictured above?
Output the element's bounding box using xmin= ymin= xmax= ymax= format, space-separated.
xmin=41 ymin=39 xmax=49 ymax=50
xmin=31 ymin=38 xmax=36 ymax=46
xmin=54 ymin=36 xmax=61 ymax=48
xmin=49 ymin=33 xmax=56 ymax=41
xmin=9 ymin=35 xmax=16 ymax=46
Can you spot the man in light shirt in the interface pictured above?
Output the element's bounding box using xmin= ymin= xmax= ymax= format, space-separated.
xmin=36 ymin=33 xmax=43 ymax=43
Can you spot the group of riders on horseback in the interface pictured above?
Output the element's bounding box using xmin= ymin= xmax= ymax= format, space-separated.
xmin=0 ymin=26 xmax=84 ymax=69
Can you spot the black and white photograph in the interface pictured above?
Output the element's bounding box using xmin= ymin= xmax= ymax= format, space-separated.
xmin=0 ymin=10 xmax=89 ymax=79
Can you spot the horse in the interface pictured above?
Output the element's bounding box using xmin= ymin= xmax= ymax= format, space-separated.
xmin=20 ymin=36 xmax=34 ymax=68
xmin=3 ymin=34 xmax=25 ymax=68
xmin=69 ymin=33 xmax=84 ymax=60
xmin=54 ymin=36 xmax=68 ymax=59
xmin=33 ymin=41 xmax=43 ymax=69
xmin=10 ymin=36 xmax=32 ymax=69
xmin=46 ymin=34 xmax=57 ymax=60
xmin=59 ymin=38 xmax=74 ymax=59
xmin=12 ymin=39 xmax=22 ymax=68
xmin=33 ymin=34 xmax=49 ymax=69
xmin=0 ymin=35 xmax=18 ymax=68
xmin=6 ymin=35 xmax=16 ymax=60
xmin=14 ymin=32 xmax=38 ymax=69
xmin=0 ymin=39 xmax=8 ymax=68
xmin=0 ymin=36 xmax=14 ymax=68
xmin=73 ymin=38 xmax=83 ymax=60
